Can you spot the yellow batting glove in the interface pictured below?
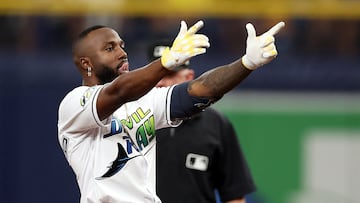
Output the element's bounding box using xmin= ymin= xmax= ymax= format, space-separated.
xmin=242 ymin=22 xmax=285 ymax=70
xmin=161 ymin=20 xmax=210 ymax=70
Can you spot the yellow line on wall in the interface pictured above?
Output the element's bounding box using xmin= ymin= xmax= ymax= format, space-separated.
xmin=1 ymin=0 xmax=360 ymax=19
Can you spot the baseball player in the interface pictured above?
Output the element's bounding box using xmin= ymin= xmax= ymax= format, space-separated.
xmin=57 ymin=20 xmax=285 ymax=203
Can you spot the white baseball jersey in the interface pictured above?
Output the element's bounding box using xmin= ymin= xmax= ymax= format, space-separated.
xmin=57 ymin=85 xmax=180 ymax=203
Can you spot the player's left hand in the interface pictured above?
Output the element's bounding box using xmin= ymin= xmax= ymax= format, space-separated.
xmin=242 ymin=21 xmax=285 ymax=70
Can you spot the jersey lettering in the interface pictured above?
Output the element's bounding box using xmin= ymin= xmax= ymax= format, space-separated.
xmin=123 ymin=135 xmax=140 ymax=154
xmin=135 ymin=115 xmax=155 ymax=150
xmin=121 ymin=107 xmax=151 ymax=129
xmin=118 ymin=107 xmax=155 ymax=150
xmin=98 ymin=107 xmax=155 ymax=178
xmin=104 ymin=117 xmax=123 ymax=138
xmin=105 ymin=107 xmax=156 ymax=151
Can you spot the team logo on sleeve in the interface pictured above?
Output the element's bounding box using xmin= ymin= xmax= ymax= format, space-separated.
xmin=80 ymin=87 xmax=96 ymax=106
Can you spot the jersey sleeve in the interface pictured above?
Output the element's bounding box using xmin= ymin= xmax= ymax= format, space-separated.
xmin=214 ymin=110 xmax=256 ymax=201
xmin=58 ymin=86 xmax=110 ymax=134
xmin=169 ymin=82 xmax=215 ymax=120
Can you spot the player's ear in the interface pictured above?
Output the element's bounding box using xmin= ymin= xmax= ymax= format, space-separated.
xmin=80 ymin=57 xmax=92 ymax=71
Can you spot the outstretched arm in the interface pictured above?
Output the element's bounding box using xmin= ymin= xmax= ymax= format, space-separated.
xmin=188 ymin=22 xmax=285 ymax=99
xmin=187 ymin=58 xmax=251 ymax=99
xmin=97 ymin=21 xmax=210 ymax=120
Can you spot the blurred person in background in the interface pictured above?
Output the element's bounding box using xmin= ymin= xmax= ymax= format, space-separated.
xmin=57 ymin=20 xmax=284 ymax=203
xmin=148 ymin=40 xmax=256 ymax=203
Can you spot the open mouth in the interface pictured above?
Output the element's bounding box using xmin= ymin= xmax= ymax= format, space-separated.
xmin=117 ymin=59 xmax=129 ymax=73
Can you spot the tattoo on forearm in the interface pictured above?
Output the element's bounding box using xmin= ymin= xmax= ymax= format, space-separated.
xmin=197 ymin=60 xmax=252 ymax=96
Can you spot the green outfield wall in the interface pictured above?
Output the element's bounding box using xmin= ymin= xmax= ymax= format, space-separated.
xmin=213 ymin=91 xmax=360 ymax=203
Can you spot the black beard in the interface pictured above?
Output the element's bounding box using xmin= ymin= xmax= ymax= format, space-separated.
xmin=97 ymin=65 xmax=118 ymax=84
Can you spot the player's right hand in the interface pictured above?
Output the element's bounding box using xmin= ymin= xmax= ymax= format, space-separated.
xmin=161 ymin=20 xmax=210 ymax=70
xmin=242 ymin=21 xmax=285 ymax=70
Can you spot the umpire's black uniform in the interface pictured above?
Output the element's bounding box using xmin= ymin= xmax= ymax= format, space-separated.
xmin=155 ymin=108 xmax=256 ymax=203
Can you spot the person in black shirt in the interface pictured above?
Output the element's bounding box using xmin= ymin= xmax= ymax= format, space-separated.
xmin=148 ymin=41 xmax=256 ymax=203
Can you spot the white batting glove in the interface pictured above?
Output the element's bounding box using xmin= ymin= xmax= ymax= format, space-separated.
xmin=242 ymin=22 xmax=285 ymax=70
xmin=161 ymin=20 xmax=210 ymax=70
